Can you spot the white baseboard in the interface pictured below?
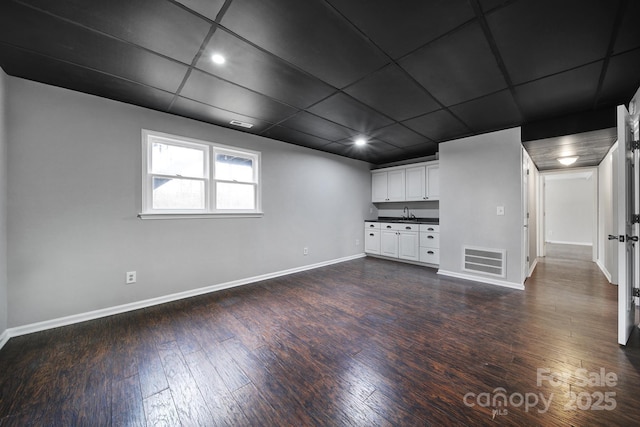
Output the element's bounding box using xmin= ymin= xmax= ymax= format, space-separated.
xmin=0 ymin=330 xmax=9 ymax=350
xmin=1 ymin=253 xmax=366 ymax=348
xmin=438 ymin=269 xmax=525 ymax=291
xmin=596 ymin=259 xmax=613 ymax=283
xmin=546 ymin=240 xmax=593 ymax=246
xmin=528 ymin=258 xmax=538 ymax=278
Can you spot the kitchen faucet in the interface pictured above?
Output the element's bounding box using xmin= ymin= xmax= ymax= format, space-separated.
xmin=403 ymin=206 xmax=409 ymax=219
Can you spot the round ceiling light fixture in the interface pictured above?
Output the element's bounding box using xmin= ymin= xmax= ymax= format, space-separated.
xmin=557 ymin=156 xmax=578 ymax=166
xmin=355 ymin=137 xmax=367 ymax=146
xmin=211 ymin=53 xmax=226 ymax=65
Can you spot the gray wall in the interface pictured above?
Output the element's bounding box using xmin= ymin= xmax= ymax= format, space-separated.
xmin=0 ymin=67 xmax=7 ymax=336
xmin=6 ymin=77 xmax=372 ymax=328
xmin=545 ymin=174 xmax=595 ymax=245
xmin=439 ymin=128 xmax=524 ymax=287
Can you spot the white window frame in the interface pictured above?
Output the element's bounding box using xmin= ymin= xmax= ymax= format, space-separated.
xmin=139 ymin=129 xmax=262 ymax=219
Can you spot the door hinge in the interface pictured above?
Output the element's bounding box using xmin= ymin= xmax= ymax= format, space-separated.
xmin=527 ymin=168 xmax=530 ymax=176
xmin=633 ymin=288 xmax=640 ymax=298
xmin=633 ymin=214 xmax=640 ymax=224
xmin=526 ymin=256 xmax=529 ymax=262
xmin=630 ymin=140 xmax=640 ymax=151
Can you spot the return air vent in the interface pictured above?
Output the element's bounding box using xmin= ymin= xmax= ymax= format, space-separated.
xmin=463 ymin=246 xmax=506 ymax=278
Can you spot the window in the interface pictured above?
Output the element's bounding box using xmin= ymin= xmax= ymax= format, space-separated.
xmin=140 ymin=130 xmax=261 ymax=218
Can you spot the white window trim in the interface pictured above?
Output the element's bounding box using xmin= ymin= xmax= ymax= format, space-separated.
xmin=140 ymin=129 xmax=263 ymax=219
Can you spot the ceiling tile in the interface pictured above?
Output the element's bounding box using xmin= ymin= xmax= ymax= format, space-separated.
xmin=614 ymin=1 xmax=640 ymax=54
xmin=325 ymin=0 xmax=474 ymax=59
xmin=370 ymin=124 xmax=432 ymax=148
xmin=170 ymin=97 xmax=273 ymax=133
xmin=450 ymin=90 xmax=522 ymax=132
xmin=196 ymin=29 xmax=334 ymax=109
xmin=399 ymin=22 xmax=507 ymax=106
xmin=261 ymin=125 xmax=333 ymax=150
xmin=307 ymin=93 xmax=393 ymax=133
xmin=174 ymin=0 xmax=226 ymax=21
xmin=478 ymin=0 xmax=511 ymax=13
xmin=221 ymin=0 xmax=389 ymax=88
xmin=598 ymin=49 xmax=640 ymax=108
xmin=344 ymin=64 xmax=440 ymax=121
xmin=0 ymin=44 xmax=175 ymax=112
xmin=403 ymin=109 xmax=470 ymax=142
xmin=18 ymin=0 xmax=212 ymax=64
xmin=514 ymin=62 xmax=603 ymax=122
xmin=278 ymin=112 xmax=358 ymax=142
xmin=0 ymin=2 xmax=188 ymax=93
xmin=486 ymin=0 xmax=617 ymax=84
xmin=383 ymin=142 xmax=440 ymax=164
xmin=180 ymin=69 xmax=298 ymax=123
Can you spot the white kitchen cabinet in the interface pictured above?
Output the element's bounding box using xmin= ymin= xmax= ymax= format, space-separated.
xmin=364 ymin=222 xmax=381 ymax=254
xmin=378 ymin=223 xmax=419 ymax=261
xmin=398 ymin=229 xmax=420 ymax=261
xmin=426 ymin=164 xmax=439 ymax=200
xmin=405 ymin=164 xmax=439 ymax=201
xmin=419 ymin=224 xmax=440 ymax=265
xmin=372 ymin=161 xmax=438 ymax=202
xmin=371 ymin=170 xmax=405 ymax=202
xmin=405 ymin=166 xmax=426 ymax=201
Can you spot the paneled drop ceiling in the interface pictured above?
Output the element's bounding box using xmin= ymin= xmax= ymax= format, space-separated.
xmin=1 ymin=0 xmax=639 ymax=166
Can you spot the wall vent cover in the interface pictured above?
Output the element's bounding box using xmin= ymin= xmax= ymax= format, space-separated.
xmin=463 ymin=246 xmax=506 ymax=278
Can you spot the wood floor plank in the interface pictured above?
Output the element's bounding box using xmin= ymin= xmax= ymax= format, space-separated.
xmin=1 ymin=253 xmax=640 ymax=425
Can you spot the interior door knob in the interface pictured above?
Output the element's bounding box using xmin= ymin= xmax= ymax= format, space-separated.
xmin=608 ymin=235 xmax=620 ymax=240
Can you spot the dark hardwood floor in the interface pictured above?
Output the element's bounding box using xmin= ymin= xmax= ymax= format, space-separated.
xmin=1 ymin=255 xmax=639 ymax=426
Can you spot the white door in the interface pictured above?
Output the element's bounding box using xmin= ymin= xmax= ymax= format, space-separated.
xmin=616 ymin=103 xmax=639 ymax=345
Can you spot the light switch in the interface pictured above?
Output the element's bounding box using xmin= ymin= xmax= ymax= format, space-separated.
xmin=497 ymin=206 xmax=505 ymax=216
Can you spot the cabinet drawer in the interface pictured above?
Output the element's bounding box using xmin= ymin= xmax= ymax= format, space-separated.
xmin=420 ymin=232 xmax=440 ymax=248
xmin=419 ymin=224 xmax=439 ymax=233
xmin=379 ymin=222 xmax=419 ymax=232
xmin=420 ymin=247 xmax=440 ymax=264
xmin=365 ymin=221 xmax=380 ymax=230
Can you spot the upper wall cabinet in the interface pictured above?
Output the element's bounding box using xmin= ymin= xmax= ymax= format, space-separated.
xmin=372 ymin=161 xmax=439 ymax=203
xmin=372 ymin=169 xmax=405 ymax=202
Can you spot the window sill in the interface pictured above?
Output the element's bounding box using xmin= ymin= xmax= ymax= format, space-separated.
xmin=138 ymin=212 xmax=264 ymax=220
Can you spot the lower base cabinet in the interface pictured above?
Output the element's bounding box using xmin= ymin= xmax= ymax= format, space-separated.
xmin=365 ymin=222 xmax=420 ymax=262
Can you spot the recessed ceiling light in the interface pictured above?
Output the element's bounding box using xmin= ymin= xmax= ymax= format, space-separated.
xmin=557 ymin=156 xmax=578 ymax=166
xmin=211 ymin=53 xmax=226 ymax=65
xmin=230 ymin=119 xmax=253 ymax=129
xmin=355 ymin=138 xmax=367 ymax=146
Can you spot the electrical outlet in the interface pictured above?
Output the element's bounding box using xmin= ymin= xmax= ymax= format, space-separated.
xmin=303 ymin=247 xmax=309 ymax=256
xmin=126 ymin=271 xmax=137 ymax=284
xmin=355 ymin=239 xmax=360 ymax=246
xmin=497 ymin=206 xmax=505 ymax=216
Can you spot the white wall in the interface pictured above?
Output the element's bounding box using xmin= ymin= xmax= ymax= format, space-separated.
xmin=0 ymin=67 xmax=8 ymax=338
xmin=544 ymin=173 xmax=595 ymax=245
xmin=598 ymin=143 xmax=618 ymax=283
xmin=6 ymin=77 xmax=372 ymax=328
xmin=439 ymin=127 xmax=524 ymax=288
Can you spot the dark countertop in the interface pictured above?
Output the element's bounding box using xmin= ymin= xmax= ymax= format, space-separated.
xmin=366 ymin=217 xmax=439 ymax=225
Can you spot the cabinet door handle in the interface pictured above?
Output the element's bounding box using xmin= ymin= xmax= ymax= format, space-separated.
xmin=405 ymin=226 xmax=412 ymax=230
xmin=386 ymin=225 xmax=392 ymax=228
xmin=369 ymin=224 xmax=375 ymax=227
xmin=427 ymin=227 xmax=434 ymax=231
xmin=427 ymin=235 xmax=434 ymax=239
xmin=427 ymin=251 xmax=434 ymax=254
xmin=369 ymin=233 xmax=375 ymax=236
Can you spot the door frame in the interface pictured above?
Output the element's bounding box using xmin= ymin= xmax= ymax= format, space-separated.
xmin=538 ymin=167 xmax=599 ymax=262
